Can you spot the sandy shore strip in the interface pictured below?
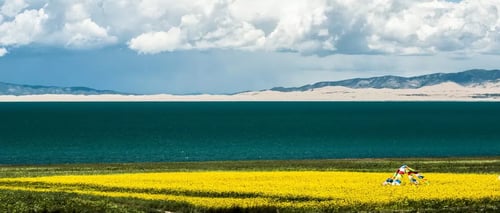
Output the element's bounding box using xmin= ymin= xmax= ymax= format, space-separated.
xmin=1 ymin=82 xmax=499 ymax=102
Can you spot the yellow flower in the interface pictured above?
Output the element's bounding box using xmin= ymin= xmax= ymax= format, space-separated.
xmin=0 ymin=171 xmax=498 ymax=209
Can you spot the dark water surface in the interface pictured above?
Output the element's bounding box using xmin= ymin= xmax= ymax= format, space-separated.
xmin=0 ymin=102 xmax=499 ymax=164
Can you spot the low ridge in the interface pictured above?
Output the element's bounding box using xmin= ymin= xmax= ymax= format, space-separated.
xmin=0 ymin=82 xmax=127 ymax=96
xmin=271 ymin=69 xmax=500 ymax=92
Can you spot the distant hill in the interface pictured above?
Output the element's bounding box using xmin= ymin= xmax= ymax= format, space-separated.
xmin=2 ymin=69 xmax=499 ymax=96
xmin=0 ymin=82 xmax=127 ymax=96
xmin=271 ymin=69 xmax=500 ymax=92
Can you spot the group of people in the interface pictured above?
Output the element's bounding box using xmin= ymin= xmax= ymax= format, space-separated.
xmin=382 ymin=164 xmax=427 ymax=186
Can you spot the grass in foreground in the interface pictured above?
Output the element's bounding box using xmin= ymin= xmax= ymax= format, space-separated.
xmin=1 ymin=157 xmax=499 ymax=178
xmin=1 ymin=157 xmax=499 ymax=212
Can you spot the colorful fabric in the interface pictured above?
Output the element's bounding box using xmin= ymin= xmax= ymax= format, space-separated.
xmin=383 ymin=165 xmax=427 ymax=186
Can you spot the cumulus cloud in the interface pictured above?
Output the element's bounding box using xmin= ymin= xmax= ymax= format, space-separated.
xmin=0 ymin=47 xmax=7 ymax=56
xmin=128 ymin=0 xmax=266 ymax=54
xmin=0 ymin=8 xmax=47 ymax=46
xmin=63 ymin=18 xmax=117 ymax=48
xmin=46 ymin=2 xmax=118 ymax=48
xmin=124 ymin=0 xmax=500 ymax=55
xmin=1 ymin=0 xmax=28 ymax=17
xmin=0 ymin=0 xmax=117 ymax=48
xmin=364 ymin=0 xmax=500 ymax=55
xmin=129 ymin=27 xmax=186 ymax=53
xmin=1 ymin=0 xmax=500 ymax=56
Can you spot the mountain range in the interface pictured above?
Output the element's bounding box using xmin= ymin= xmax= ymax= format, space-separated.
xmin=0 ymin=69 xmax=499 ymax=96
xmin=271 ymin=69 xmax=500 ymax=92
xmin=0 ymin=82 xmax=125 ymax=96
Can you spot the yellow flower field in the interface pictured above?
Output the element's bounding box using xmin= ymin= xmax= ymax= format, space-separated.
xmin=0 ymin=171 xmax=499 ymax=210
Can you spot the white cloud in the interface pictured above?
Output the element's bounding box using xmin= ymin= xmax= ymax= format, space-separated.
xmin=63 ymin=18 xmax=117 ymax=48
xmin=1 ymin=0 xmax=28 ymax=17
xmin=0 ymin=8 xmax=47 ymax=46
xmin=34 ymin=1 xmax=118 ymax=49
xmin=127 ymin=0 xmax=266 ymax=53
xmin=1 ymin=0 xmax=500 ymax=56
xmin=364 ymin=0 xmax=500 ymax=55
xmin=65 ymin=3 xmax=89 ymax=21
xmin=0 ymin=47 xmax=7 ymax=56
xmin=128 ymin=27 xmax=186 ymax=54
xmin=124 ymin=0 xmax=500 ymax=55
xmin=259 ymin=0 xmax=332 ymax=53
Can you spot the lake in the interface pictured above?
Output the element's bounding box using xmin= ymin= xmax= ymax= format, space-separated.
xmin=0 ymin=102 xmax=499 ymax=164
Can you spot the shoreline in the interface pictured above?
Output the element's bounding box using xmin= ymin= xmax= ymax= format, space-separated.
xmin=1 ymin=156 xmax=499 ymax=167
xmin=0 ymin=82 xmax=499 ymax=102
xmin=0 ymin=94 xmax=499 ymax=102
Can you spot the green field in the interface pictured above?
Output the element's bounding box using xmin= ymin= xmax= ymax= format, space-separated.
xmin=1 ymin=157 xmax=499 ymax=212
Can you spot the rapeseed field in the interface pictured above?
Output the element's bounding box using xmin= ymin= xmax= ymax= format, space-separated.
xmin=1 ymin=171 xmax=498 ymax=211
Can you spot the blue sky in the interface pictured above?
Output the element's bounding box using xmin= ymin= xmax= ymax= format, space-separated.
xmin=1 ymin=0 xmax=499 ymax=94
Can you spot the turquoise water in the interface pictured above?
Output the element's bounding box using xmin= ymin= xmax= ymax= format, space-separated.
xmin=0 ymin=102 xmax=499 ymax=165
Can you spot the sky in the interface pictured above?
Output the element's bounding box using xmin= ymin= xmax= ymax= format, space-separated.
xmin=0 ymin=0 xmax=499 ymax=94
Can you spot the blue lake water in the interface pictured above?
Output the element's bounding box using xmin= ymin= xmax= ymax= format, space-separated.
xmin=0 ymin=102 xmax=499 ymax=164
